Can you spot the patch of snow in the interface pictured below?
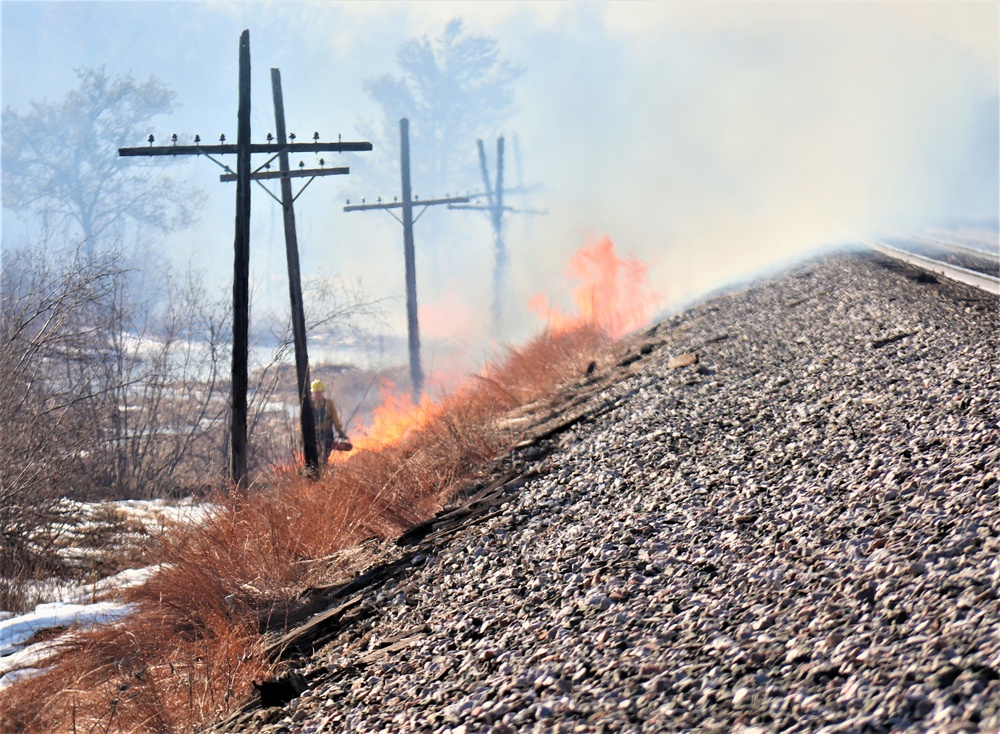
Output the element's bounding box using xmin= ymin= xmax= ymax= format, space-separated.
xmin=0 ymin=601 xmax=134 ymax=657
xmin=64 ymin=565 xmax=162 ymax=604
xmin=0 ymin=638 xmax=60 ymax=679
xmin=110 ymin=498 xmax=215 ymax=528
xmin=0 ymin=600 xmax=136 ymax=689
xmin=0 ymin=497 xmax=209 ymax=689
xmin=4 ymin=564 xmax=167 ymax=611
xmin=0 ymin=666 xmax=48 ymax=690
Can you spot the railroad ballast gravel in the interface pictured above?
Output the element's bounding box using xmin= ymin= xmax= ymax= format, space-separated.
xmin=246 ymin=249 xmax=1000 ymax=734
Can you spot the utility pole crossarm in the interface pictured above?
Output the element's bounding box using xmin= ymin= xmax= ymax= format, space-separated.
xmin=220 ymin=166 xmax=349 ymax=182
xmin=447 ymin=203 xmax=547 ymax=216
xmin=343 ymin=195 xmax=469 ymax=213
xmin=119 ymin=141 xmax=372 ymax=157
xmin=466 ymin=184 xmax=542 ymax=200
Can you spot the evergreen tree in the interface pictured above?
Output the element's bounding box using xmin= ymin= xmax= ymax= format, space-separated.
xmin=362 ymin=18 xmax=523 ymax=197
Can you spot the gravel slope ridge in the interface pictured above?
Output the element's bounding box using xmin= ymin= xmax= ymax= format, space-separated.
xmin=227 ymin=249 xmax=999 ymax=734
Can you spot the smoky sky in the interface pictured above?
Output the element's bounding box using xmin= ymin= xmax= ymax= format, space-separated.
xmin=2 ymin=1 xmax=996 ymax=356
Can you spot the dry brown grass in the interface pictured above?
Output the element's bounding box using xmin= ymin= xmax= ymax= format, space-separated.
xmin=0 ymin=322 xmax=612 ymax=733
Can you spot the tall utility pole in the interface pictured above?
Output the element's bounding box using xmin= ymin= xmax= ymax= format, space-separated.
xmin=481 ymin=137 xmax=505 ymax=329
xmin=449 ymin=135 xmax=546 ymax=332
xmin=345 ymin=117 xmax=468 ymax=404
xmin=399 ymin=118 xmax=420 ymax=405
xmin=227 ymin=30 xmax=252 ymax=488
xmin=219 ymin=74 xmax=354 ymax=473
xmin=271 ymin=68 xmax=317 ymax=471
xmin=120 ymin=31 xmax=372 ymax=486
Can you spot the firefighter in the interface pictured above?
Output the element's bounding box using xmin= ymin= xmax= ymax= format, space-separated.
xmin=310 ymin=379 xmax=346 ymax=462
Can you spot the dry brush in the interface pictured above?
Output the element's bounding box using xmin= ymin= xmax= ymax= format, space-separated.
xmin=1 ymin=321 xmax=612 ymax=733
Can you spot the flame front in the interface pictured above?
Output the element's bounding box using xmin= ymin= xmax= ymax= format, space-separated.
xmin=332 ymin=379 xmax=441 ymax=458
xmin=531 ymin=235 xmax=661 ymax=338
xmin=290 ymin=235 xmax=659 ymax=469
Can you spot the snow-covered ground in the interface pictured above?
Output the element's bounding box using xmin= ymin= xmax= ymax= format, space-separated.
xmin=0 ymin=498 xmax=212 ymax=690
xmin=0 ymin=600 xmax=134 ymax=689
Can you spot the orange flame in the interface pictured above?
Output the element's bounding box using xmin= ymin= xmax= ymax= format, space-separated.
xmin=283 ymin=235 xmax=659 ymax=470
xmin=530 ymin=235 xmax=661 ymax=338
xmin=330 ymin=379 xmax=441 ymax=459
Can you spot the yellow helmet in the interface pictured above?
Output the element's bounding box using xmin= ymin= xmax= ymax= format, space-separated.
xmin=310 ymin=379 xmax=325 ymax=392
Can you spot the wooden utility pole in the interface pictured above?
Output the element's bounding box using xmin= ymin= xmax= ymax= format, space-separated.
xmin=271 ymin=68 xmax=318 ymax=471
xmin=344 ymin=117 xmax=468 ymax=404
xmin=449 ymin=136 xmax=546 ymax=332
xmin=231 ymin=30 xmax=252 ymax=487
xmin=399 ymin=118 xmax=421 ymax=404
xmin=120 ymin=31 xmax=372 ymax=486
xmin=481 ymin=137 xmax=505 ymax=328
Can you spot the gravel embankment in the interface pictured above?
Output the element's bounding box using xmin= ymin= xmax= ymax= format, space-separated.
xmin=231 ymin=248 xmax=999 ymax=734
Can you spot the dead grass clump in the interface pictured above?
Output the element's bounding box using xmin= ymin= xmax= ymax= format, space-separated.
xmin=484 ymin=321 xmax=611 ymax=404
xmin=1 ymin=612 xmax=269 ymax=733
xmin=1 ymin=322 xmax=614 ymax=733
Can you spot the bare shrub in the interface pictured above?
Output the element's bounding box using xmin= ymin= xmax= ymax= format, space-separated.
xmin=78 ymin=263 xmax=234 ymax=499
xmin=0 ymin=246 xmax=124 ymax=609
xmin=0 ymin=246 xmax=236 ymax=610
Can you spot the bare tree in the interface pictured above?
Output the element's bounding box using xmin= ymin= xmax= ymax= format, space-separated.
xmin=2 ymin=67 xmax=197 ymax=258
xmin=83 ymin=266 xmax=233 ymax=499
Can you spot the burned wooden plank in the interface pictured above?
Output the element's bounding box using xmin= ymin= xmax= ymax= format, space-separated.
xmin=513 ymin=407 xmax=597 ymax=449
xmin=414 ymin=508 xmax=507 ymax=547
xmin=398 ymin=491 xmax=522 ymax=549
xmin=871 ymin=332 xmax=914 ymax=349
xmin=355 ymin=633 xmax=428 ymax=665
xmin=297 ymin=552 xmax=411 ymax=607
xmin=254 ymin=670 xmax=306 ymax=708
xmin=396 ymin=471 xmax=521 ymax=546
xmin=372 ymin=624 xmax=431 ymax=649
xmin=510 ymin=379 xmax=630 ymax=450
xmin=266 ymin=595 xmax=371 ymax=659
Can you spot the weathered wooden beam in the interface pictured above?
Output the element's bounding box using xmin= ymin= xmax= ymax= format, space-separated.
xmin=399 ymin=118 xmax=423 ymax=405
xmin=343 ymin=194 xmax=469 ymax=212
xmin=220 ymin=166 xmax=348 ymax=182
xmin=271 ymin=67 xmax=319 ymax=471
xmin=119 ymin=141 xmax=372 ymax=157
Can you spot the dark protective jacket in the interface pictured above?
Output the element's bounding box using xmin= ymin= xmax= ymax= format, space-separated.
xmin=312 ymin=394 xmax=345 ymax=442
